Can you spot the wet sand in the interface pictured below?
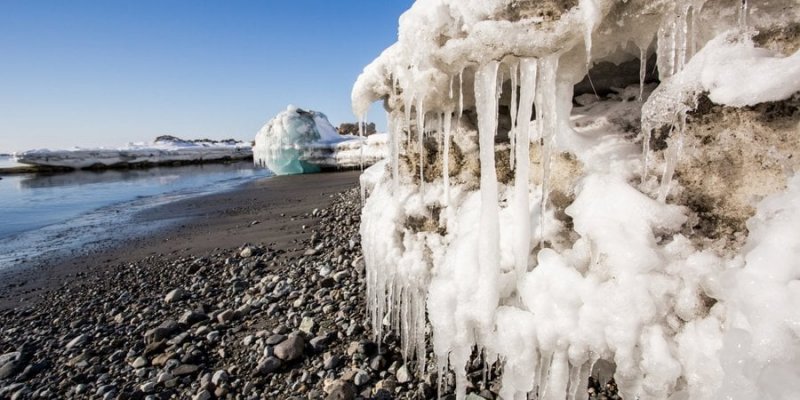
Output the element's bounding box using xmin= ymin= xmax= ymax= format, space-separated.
xmin=0 ymin=170 xmax=361 ymax=310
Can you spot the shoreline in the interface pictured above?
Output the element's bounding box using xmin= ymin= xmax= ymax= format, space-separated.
xmin=0 ymin=170 xmax=361 ymax=310
xmin=0 ymin=157 xmax=254 ymax=176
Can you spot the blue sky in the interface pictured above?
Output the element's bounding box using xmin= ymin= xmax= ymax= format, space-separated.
xmin=0 ymin=1 xmax=412 ymax=152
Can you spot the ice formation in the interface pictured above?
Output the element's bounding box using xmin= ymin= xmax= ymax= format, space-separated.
xmin=353 ymin=1 xmax=800 ymax=399
xmin=14 ymin=136 xmax=252 ymax=170
xmin=253 ymin=105 xmax=387 ymax=175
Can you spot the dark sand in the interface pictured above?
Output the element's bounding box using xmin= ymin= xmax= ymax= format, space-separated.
xmin=0 ymin=170 xmax=361 ymax=310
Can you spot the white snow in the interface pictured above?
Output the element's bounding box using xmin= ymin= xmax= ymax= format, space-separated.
xmin=352 ymin=1 xmax=800 ymax=399
xmin=13 ymin=137 xmax=252 ymax=169
xmin=253 ymin=105 xmax=387 ymax=175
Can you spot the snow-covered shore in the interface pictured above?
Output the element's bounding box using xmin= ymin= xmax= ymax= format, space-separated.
xmin=13 ymin=136 xmax=253 ymax=170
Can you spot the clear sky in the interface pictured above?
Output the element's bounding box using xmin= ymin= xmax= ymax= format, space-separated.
xmin=0 ymin=0 xmax=412 ymax=153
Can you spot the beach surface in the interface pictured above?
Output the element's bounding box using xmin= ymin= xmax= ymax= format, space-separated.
xmin=0 ymin=170 xmax=361 ymax=310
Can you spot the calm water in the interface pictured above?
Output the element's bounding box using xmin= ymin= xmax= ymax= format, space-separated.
xmin=0 ymin=158 xmax=270 ymax=270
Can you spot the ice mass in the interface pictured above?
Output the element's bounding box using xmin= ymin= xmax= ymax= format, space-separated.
xmin=253 ymin=105 xmax=388 ymax=175
xmin=349 ymin=0 xmax=800 ymax=399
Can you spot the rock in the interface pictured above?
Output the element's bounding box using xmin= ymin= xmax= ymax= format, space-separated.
xmin=369 ymin=355 xmax=387 ymax=371
xmin=299 ymin=316 xmax=316 ymax=334
xmin=178 ymin=310 xmax=207 ymax=326
xmin=164 ymin=287 xmax=187 ymax=304
xmin=333 ymin=271 xmax=349 ymax=283
xmin=325 ymin=380 xmax=356 ymax=400
xmin=211 ymin=370 xmax=228 ymax=386
xmin=172 ymin=364 xmax=200 ymax=376
xmin=354 ymin=370 xmax=370 ymax=386
xmin=131 ymin=356 xmax=148 ymax=369
xmin=145 ymin=320 xmax=179 ymax=343
xmin=140 ymin=382 xmax=156 ymax=393
xmin=65 ymin=334 xmax=88 ymax=349
xmin=396 ymin=364 xmax=412 ymax=383
xmin=254 ymin=356 xmax=282 ymax=376
xmin=0 ymin=352 xmax=20 ymax=366
xmin=266 ymin=334 xmax=287 ymax=345
xmin=274 ymin=334 xmax=304 ymax=361
xmin=0 ymin=361 xmax=22 ymax=380
xmin=193 ymin=389 xmax=213 ymax=400
xmin=240 ymin=247 xmax=254 ymax=258
xmin=309 ymin=335 xmax=330 ymax=352
xmin=323 ymin=353 xmax=343 ymax=370
xmin=217 ymin=309 xmax=236 ymax=323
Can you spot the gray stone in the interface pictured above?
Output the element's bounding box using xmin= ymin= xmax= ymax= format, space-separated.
xmin=323 ymin=353 xmax=343 ymax=370
xmin=266 ymin=334 xmax=287 ymax=345
xmin=65 ymin=334 xmax=88 ymax=349
xmin=325 ymin=380 xmax=355 ymax=400
xmin=309 ymin=335 xmax=329 ymax=352
xmin=299 ymin=316 xmax=316 ymax=334
xmin=354 ymin=369 xmax=370 ymax=386
xmin=172 ymin=364 xmax=200 ymax=376
xmin=396 ymin=364 xmax=412 ymax=384
xmin=274 ymin=334 xmax=304 ymax=361
xmin=193 ymin=389 xmax=213 ymax=400
xmin=164 ymin=288 xmax=187 ymax=304
xmin=140 ymin=382 xmax=156 ymax=393
xmin=240 ymin=247 xmax=254 ymax=258
xmin=179 ymin=310 xmax=206 ymax=326
xmin=211 ymin=370 xmax=228 ymax=386
xmin=131 ymin=356 xmax=148 ymax=369
xmin=254 ymin=356 xmax=281 ymax=376
xmin=217 ymin=309 xmax=236 ymax=323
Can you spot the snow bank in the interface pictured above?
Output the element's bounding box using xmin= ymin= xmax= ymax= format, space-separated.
xmin=14 ymin=136 xmax=252 ymax=170
xmin=253 ymin=105 xmax=387 ymax=175
xmin=352 ymin=1 xmax=800 ymax=399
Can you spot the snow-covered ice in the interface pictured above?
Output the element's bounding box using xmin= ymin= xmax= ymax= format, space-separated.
xmin=253 ymin=105 xmax=387 ymax=175
xmin=352 ymin=0 xmax=800 ymax=399
xmin=14 ymin=136 xmax=252 ymax=170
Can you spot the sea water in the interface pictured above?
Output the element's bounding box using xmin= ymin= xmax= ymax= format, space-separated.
xmin=0 ymin=159 xmax=270 ymax=271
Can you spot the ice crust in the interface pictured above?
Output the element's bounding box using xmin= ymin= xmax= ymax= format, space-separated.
xmin=253 ymin=105 xmax=387 ymax=175
xmin=14 ymin=137 xmax=252 ymax=169
xmin=352 ymin=0 xmax=800 ymax=399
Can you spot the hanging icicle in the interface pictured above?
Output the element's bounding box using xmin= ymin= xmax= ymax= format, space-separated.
xmin=416 ymin=99 xmax=426 ymax=194
xmin=536 ymin=56 xmax=560 ymax=237
xmin=509 ymin=62 xmax=519 ymax=170
xmin=513 ymin=58 xmax=537 ymax=280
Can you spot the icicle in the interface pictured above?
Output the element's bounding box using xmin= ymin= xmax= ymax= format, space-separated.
xmin=449 ymin=74 xmax=454 ymax=99
xmin=513 ymin=58 xmax=537 ymax=280
xmin=739 ymin=0 xmax=748 ymax=29
xmin=388 ymin=112 xmax=400 ymax=192
xmin=358 ymin=116 xmax=365 ymax=172
xmin=443 ymin=110 xmax=452 ymax=207
xmin=404 ymin=95 xmax=413 ymax=148
xmin=656 ymin=11 xmax=677 ymax=81
xmin=496 ymin=68 xmax=504 ymax=136
xmin=638 ymin=46 xmax=647 ymax=102
xmin=509 ymin=62 xmax=519 ymax=170
xmin=416 ymin=99 xmax=426 ymax=193
xmin=542 ymin=352 xmax=569 ymax=400
xmin=536 ymin=56 xmax=559 ymax=236
xmin=676 ymin=4 xmax=689 ymax=73
xmin=579 ymin=0 xmax=599 ymax=67
xmin=472 ymin=60 xmax=501 ymax=400
xmin=658 ymin=112 xmax=686 ymax=202
xmin=458 ymin=68 xmax=464 ymax=125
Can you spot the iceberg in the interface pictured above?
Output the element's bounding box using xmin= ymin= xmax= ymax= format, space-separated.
xmin=253 ymin=105 xmax=387 ymax=175
xmin=352 ymin=1 xmax=800 ymax=399
xmin=14 ymin=136 xmax=252 ymax=170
